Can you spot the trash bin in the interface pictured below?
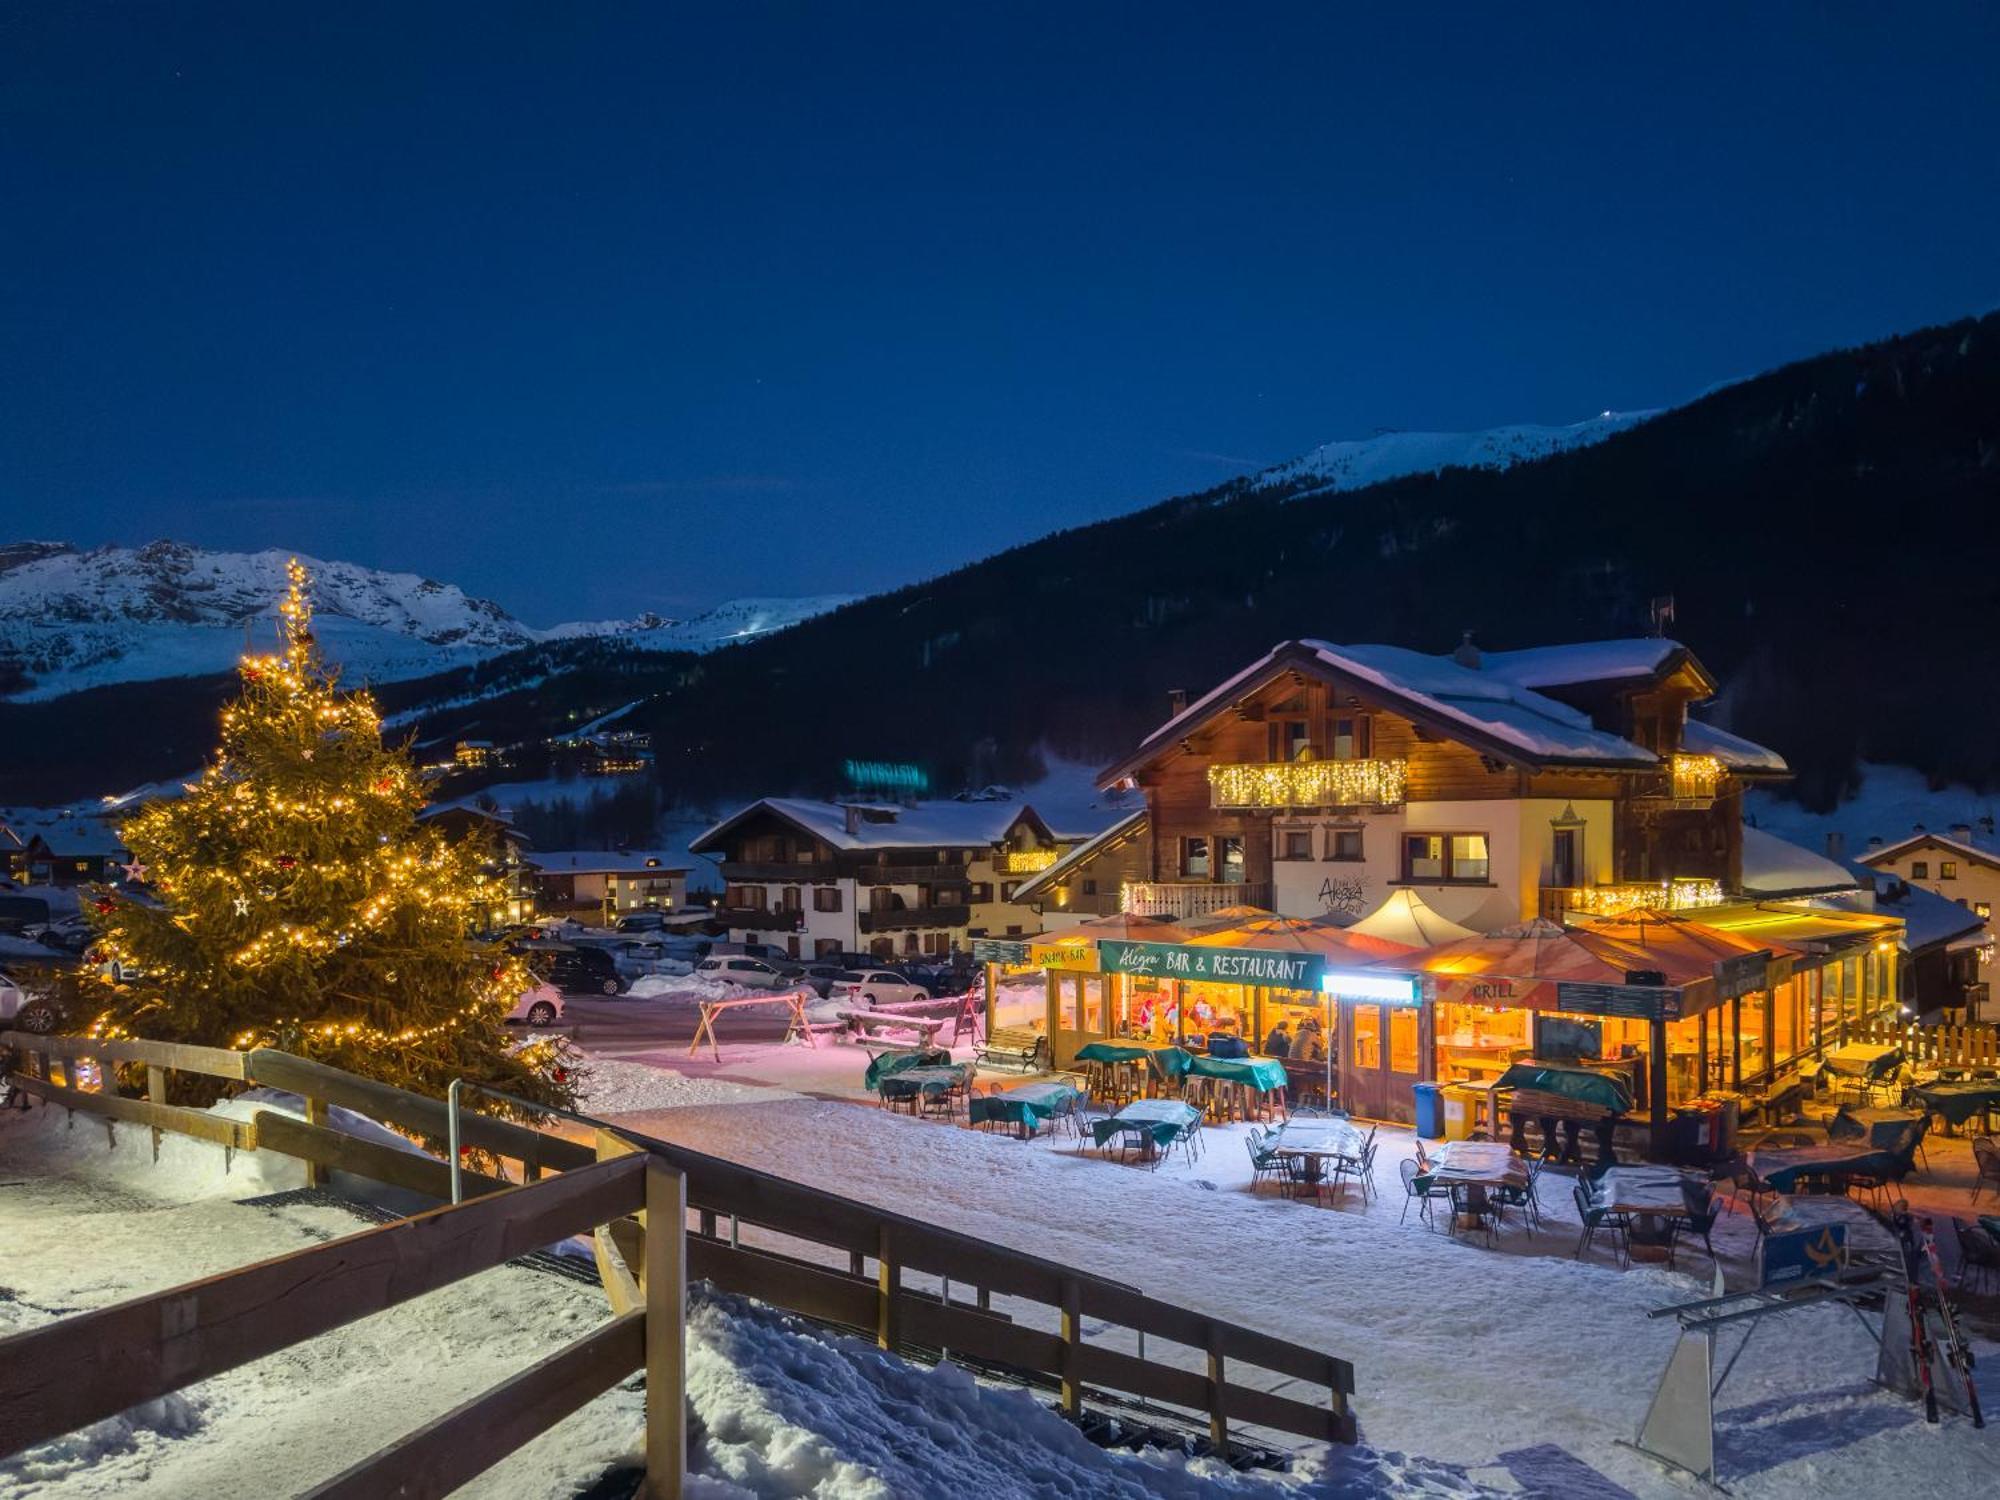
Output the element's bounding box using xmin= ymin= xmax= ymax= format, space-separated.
xmin=1442 ymin=1084 xmax=1480 ymax=1141
xmin=1412 ymin=1081 xmax=1444 ymax=1139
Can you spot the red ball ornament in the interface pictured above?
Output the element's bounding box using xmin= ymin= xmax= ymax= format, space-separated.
xmin=554 ymin=1067 xmax=569 ymax=1085
xmin=277 ymin=856 xmax=297 ymax=869
xmin=94 ymin=897 xmax=116 ymax=914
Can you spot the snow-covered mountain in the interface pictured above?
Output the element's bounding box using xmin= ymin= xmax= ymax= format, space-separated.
xmin=0 ymin=542 xmax=852 ymax=701
xmin=1248 ymin=409 xmax=1661 ymax=499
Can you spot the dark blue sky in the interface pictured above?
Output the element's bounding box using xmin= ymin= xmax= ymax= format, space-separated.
xmin=6 ymin=5 xmax=1997 ymax=622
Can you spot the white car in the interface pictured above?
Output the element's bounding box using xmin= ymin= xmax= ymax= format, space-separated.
xmin=0 ymin=970 xmax=59 ymax=1033
xmin=830 ymin=969 xmax=930 ymax=1008
xmin=506 ymin=984 xmax=565 ymax=1027
xmin=695 ymin=955 xmax=791 ymax=990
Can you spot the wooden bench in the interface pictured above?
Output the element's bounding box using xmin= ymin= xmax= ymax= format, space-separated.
xmin=836 ymin=1009 xmax=948 ymax=1045
xmin=976 ymin=1028 xmax=1048 ymax=1073
xmin=854 ymin=1036 xmax=930 ymax=1056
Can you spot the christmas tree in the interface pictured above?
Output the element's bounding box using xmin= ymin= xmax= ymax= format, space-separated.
xmin=89 ymin=560 xmax=575 ymax=1114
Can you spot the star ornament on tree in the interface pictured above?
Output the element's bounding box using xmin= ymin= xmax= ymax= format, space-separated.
xmin=121 ymin=858 xmax=150 ymax=883
xmin=232 ymin=895 xmax=252 ymax=917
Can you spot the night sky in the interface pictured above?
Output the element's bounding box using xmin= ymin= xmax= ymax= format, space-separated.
xmin=6 ymin=5 xmax=1997 ymax=622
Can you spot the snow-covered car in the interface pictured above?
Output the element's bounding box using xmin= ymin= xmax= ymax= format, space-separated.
xmin=575 ymin=936 xmax=693 ymax=981
xmin=781 ymin=961 xmax=852 ymax=998
xmin=694 ymin=955 xmax=790 ymax=990
xmin=505 ymin=984 xmax=564 ymax=1027
xmin=830 ymin=969 xmax=931 ymax=1008
xmin=0 ymin=969 xmax=59 ymax=1033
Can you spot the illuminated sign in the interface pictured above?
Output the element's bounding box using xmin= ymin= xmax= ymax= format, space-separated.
xmin=841 ymin=760 xmax=930 ymax=794
xmin=1030 ymin=935 xmax=1099 ymax=971
xmin=1097 ymin=941 xmax=1321 ymax=988
xmin=1321 ymin=970 xmax=1420 ymax=1004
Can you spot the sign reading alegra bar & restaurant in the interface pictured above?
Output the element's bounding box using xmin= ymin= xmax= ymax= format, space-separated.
xmin=1097 ymin=940 xmax=1323 ymax=989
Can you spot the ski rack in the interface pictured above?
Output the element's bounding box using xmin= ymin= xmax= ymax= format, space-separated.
xmin=1622 ymin=1266 xmax=1895 ymax=1492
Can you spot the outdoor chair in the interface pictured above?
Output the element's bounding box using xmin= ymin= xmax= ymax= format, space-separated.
xmin=1972 ymin=1138 xmax=2000 ymax=1203
xmin=1670 ymin=1183 xmax=1722 ymax=1267
xmin=1171 ymin=1116 xmax=1205 ymax=1167
xmin=1449 ymin=1183 xmax=1499 ymax=1247
xmin=1954 ymin=1220 xmax=2000 ymax=1294
xmin=1246 ymin=1130 xmax=1289 ymax=1193
xmin=1357 ymin=1136 xmax=1380 ymax=1203
xmin=1398 ymin=1158 xmax=1451 ymax=1226
xmin=1498 ymin=1155 xmax=1543 ymax=1233
xmin=1572 ymin=1181 xmax=1630 ymax=1268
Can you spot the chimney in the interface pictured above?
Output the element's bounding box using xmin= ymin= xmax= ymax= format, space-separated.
xmin=1452 ymin=630 xmax=1481 ymax=669
xmin=1866 ymin=835 xmax=1883 ymax=850
xmin=1825 ymin=831 xmax=1846 ymax=860
xmin=1952 ymin=822 xmax=1973 ymax=844
xmin=844 ymin=804 xmax=861 ymax=837
xmin=1167 ymin=688 xmax=1188 ymax=716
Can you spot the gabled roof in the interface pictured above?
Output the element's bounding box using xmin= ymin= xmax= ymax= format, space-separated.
xmin=1857 ymin=830 xmax=2000 ymax=874
xmin=1829 ymin=868 xmax=1987 ymax=954
xmin=1740 ymin=826 xmax=1860 ymax=897
xmin=1682 ymin=719 xmax=1788 ymax=775
xmin=691 ymin=797 xmax=1054 ymax=856
xmin=1102 ymin=638 xmax=1665 ymax=786
xmin=1479 ymin=638 xmax=1710 ymax=693
xmin=1011 ymin=809 xmax=1148 ymax=904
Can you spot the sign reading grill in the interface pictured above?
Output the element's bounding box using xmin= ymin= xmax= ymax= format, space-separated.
xmin=1097 ymin=940 xmax=1323 ymax=989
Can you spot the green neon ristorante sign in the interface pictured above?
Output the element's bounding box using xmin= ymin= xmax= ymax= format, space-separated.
xmin=1096 ymin=940 xmax=1323 ymax=989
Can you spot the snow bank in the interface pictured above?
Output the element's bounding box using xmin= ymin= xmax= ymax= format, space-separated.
xmin=628 ymin=973 xmax=750 ymax=1003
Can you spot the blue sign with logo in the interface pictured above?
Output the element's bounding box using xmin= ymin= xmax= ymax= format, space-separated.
xmin=1760 ymin=1223 xmax=1847 ymax=1287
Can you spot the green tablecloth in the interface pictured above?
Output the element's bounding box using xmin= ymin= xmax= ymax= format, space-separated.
xmin=1911 ymin=1080 xmax=2000 ymax=1127
xmin=1495 ymin=1062 xmax=1634 ymax=1114
xmin=970 ymin=1080 xmax=1080 ymax=1131
xmin=1750 ymin=1143 xmax=1898 ymax=1194
xmin=1827 ymin=1106 xmax=1926 ymax=1150
xmin=1075 ymin=1041 xmax=1192 ymax=1079
xmin=1189 ymin=1054 xmax=1289 ymax=1091
xmin=1090 ymin=1098 xmax=1200 ymax=1148
xmin=864 ymin=1046 xmax=951 ymax=1092
xmin=877 ymin=1063 xmax=970 ymax=1099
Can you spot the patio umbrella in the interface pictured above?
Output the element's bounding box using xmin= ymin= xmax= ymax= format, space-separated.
xmin=1567 ymin=907 xmax=1803 ymax=985
xmin=1174 ymin=903 xmax=1279 ymax=936
xmin=1346 ymin=888 xmax=1480 ymax=949
xmin=1187 ymin=915 xmax=1418 ymax=1111
xmin=1392 ymin=918 xmax=1638 ymax=997
xmin=1065 ymin=912 xmax=1185 ymax=943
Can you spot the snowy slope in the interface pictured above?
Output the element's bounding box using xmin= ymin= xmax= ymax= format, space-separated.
xmin=1249 ymin=410 xmax=1661 ymax=499
xmin=0 ymin=542 xmax=851 ymax=700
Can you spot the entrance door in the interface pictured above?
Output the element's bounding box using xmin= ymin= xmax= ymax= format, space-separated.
xmin=1340 ymin=999 xmax=1429 ymax=1123
xmin=1051 ymin=972 xmax=1110 ymax=1067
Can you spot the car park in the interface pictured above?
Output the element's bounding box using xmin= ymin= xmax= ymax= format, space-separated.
xmin=694 ymin=955 xmax=792 ymax=990
xmin=829 ymin=968 xmax=932 ymax=1008
xmin=537 ymin=944 xmax=627 ymax=996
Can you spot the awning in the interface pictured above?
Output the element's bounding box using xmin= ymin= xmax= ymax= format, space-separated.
xmin=1695 ymin=902 xmax=1902 ymax=960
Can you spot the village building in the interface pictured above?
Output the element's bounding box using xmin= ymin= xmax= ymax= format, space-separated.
xmin=530 ymin=850 xmax=688 ymax=922
xmin=416 ymin=805 xmax=539 ymax=932
xmin=1858 ymin=825 xmax=2000 ymax=930
xmin=986 ymin=635 xmax=1916 ymax=1153
xmin=1 ymin=827 xmax=127 ymax=886
xmin=690 ymin=797 xmax=1111 ymax=960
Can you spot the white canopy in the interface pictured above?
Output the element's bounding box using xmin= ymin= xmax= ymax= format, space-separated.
xmin=1346 ymin=888 xmax=1480 ymax=948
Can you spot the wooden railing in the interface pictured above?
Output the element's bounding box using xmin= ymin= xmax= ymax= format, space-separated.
xmin=1121 ymin=881 xmax=1272 ymax=918
xmin=1851 ymin=1016 xmax=2000 ymax=1068
xmin=0 ymin=1029 xmax=1357 ymax=1485
xmin=859 ymin=903 xmax=972 ymax=933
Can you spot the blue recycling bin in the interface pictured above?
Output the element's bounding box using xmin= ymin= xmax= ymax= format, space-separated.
xmin=1412 ymin=1081 xmax=1444 ymax=1139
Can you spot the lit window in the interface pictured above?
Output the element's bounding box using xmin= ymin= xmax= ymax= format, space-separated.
xmin=1450 ymin=835 xmax=1490 ymax=882
xmin=1941 ymin=861 xmax=1959 ymax=880
xmin=1403 ymin=832 xmax=1489 ymax=883
xmin=1976 ymin=902 xmax=1991 ymax=920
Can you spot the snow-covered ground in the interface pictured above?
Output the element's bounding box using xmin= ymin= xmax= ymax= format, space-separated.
xmin=1746 ymin=762 xmax=2000 ymax=863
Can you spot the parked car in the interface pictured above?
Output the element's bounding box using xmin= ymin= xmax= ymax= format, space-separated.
xmin=571 ymin=936 xmax=692 ymax=981
xmin=540 ymin=944 xmax=628 ymax=996
xmin=0 ymin=894 xmax=53 ymax=936
xmin=505 ymin=984 xmax=566 ymax=1027
xmin=615 ymin=911 xmax=666 ymax=933
xmin=830 ymin=969 xmax=932 ymax=1008
xmin=34 ymin=916 xmax=93 ymax=957
xmin=695 ymin=955 xmax=792 ymax=990
xmin=0 ymin=969 xmax=59 ymax=1033
xmin=780 ymin=962 xmax=852 ymax=998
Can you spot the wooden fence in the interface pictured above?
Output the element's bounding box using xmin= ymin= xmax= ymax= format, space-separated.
xmin=1851 ymin=1017 xmax=2000 ymax=1068
xmin=0 ymin=1030 xmax=1356 ymax=1494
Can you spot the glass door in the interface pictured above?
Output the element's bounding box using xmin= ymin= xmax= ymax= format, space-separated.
xmin=1340 ymin=998 xmax=1428 ymax=1122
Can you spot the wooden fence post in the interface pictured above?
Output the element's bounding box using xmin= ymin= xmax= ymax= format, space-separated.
xmin=643 ymin=1155 xmax=686 ymax=1500
xmin=1058 ymin=1277 xmax=1081 ymax=1419
xmin=1206 ymin=1329 xmax=1227 ymax=1451
xmin=876 ymin=1225 xmax=900 ymax=1354
xmin=147 ymin=1065 xmax=167 ymax=1161
xmin=304 ymin=1095 xmax=330 ymax=1187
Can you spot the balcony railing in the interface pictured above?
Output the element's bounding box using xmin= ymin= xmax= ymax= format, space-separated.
xmin=717 ymin=906 xmax=806 ymax=933
xmin=1121 ymin=881 xmax=1272 ymax=919
xmin=718 ymin=861 xmax=840 ymax=882
xmin=1634 ymin=754 xmax=1726 ymax=810
xmin=854 ymin=863 xmax=969 ymax=885
xmin=859 ymin=903 xmax=973 ymax=933
xmin=1207 ymin=759 xmax=1407 ymax=810
xmin=998 ymin=849 xmax=1060 ymax=874
xmin=1538 ymin=878 xmax=1727 ymax=923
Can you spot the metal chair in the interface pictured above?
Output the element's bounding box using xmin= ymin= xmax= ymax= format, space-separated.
xmin=1449 ymin=1183 xmax=1499 ymax=1247
xmin=1972 ymin=1137 xmax=2000 ymax=1203
xmin=1245 ymin=1129 xmax=1288 ymax=1193
xmin=1572 ymin=1180 xmax=1630 ymax=1267
xmin=1398 ymin=1158 xmax=1451 ymax=1226
xmin=1954 ymin=1220 xmax=2000 ymax=1294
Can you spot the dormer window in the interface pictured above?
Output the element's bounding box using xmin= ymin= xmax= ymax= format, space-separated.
xmin=1269 ymin=719 xmax=1312 ymax=762
xmin=1331 ymin=716 xmax=1370 ymax=761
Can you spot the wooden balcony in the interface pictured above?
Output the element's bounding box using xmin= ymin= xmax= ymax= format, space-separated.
xmin=854 ymin=863 xmax=969 ymax=885
xmin=859 ymin=903 xmax=972 ymax=933
xmin=1631 ymin=754 xmax=1725 ymax=811
xmin=1207 ymin=759 xmax=1407 ymax=810
xmin=1120 ymin=881 xmax=1272 ymax=919
xmin=1538 ymin=878 xmax=1728 ymax=923
xmin=717 ymin=906 xmax=806 ymax=933
xmin=718 ymin=860 xmax=840 ymax=883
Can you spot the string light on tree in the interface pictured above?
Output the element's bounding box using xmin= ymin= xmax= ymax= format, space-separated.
xmin=84 ymin=559 xmax=574 ymax=1114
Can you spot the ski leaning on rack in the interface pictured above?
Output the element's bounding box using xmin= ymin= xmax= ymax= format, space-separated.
xmin=1894 ymin=1207 xmax=1940 ymax=1423
xmin=1916 ymin=1216 xmax=1984 ymax=1429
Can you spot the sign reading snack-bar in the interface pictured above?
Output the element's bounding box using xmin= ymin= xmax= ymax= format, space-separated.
xmin=1098 ymin=940 xmax=1323 ymax=989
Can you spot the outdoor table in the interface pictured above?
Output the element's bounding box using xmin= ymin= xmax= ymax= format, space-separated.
xmin=1909 ymin=1079 xmax=2000 ymax=1133
xmin=1425 ymin=1140 xmax=1530 ymax=1190
xmin=864 ymin=1046 xmax=950 ymax=1092
xmin=1822 ymin=1043 xmax=1903 ymax=1081
xmin=1594 ymin=1165 xmax=1703 ymax=1260
xmin=1074 ymin=1041 xmax=1190 ymax=1093
xmin=970 ymin=1080 xmax=1080 ymax=1139
xmin=1747 ymin=1141 xmax=1897 ymax=1194
xmin=1089 ymin=1098 xmax=1200 ymax=1159
xmin=877 ymin=1063 xmax=971 ymax=1102
xmin=1267 ymin=1120 xmax=1367 ymax=1190
xmin=1827 ymin=1105 xmax=1925 ymax=1150
xmin=1763 ymin=1194 xmax=1903 ymax=1267
xmin=1187 ymin=1053 xmax=1289 ymax=1124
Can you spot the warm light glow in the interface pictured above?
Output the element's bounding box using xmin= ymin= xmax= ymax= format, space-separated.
xmin=1321 ymin=969 xmax=1420 ymax=1003
xmin=1670 ymin=754 xmax=1723 ymax=801
xmin=1207 ymin=758 xmax=1407 ymax=809
xmin=1000 ymin=849 xmax=1059 ymax=873
xmin=1554 ymin=878 xmax=1725 ymax=916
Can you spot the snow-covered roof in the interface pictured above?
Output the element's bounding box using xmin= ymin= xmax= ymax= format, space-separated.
xmin=1010 ymin=810 xmax=1148 ymax=904
xmin=1739 ymin=826 xmax=1861 ymax=897
xmin=1477 ymin=638 xmax=1689 ymax=690
xmin=1293 ymin=641 xmax=1657 ymax=765
xmin=1857 ymin=829 xmax=2000 ymax=873
xmin=1826 ymin=868 xmax=1987 ymax=954
xmin=1682 ymin=719 xmax=1789 ymax=774
xmin=529 ymin=850 xmax=688 ymax=875
xmin=691 ymin=797 xmax=1050 ymax=855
